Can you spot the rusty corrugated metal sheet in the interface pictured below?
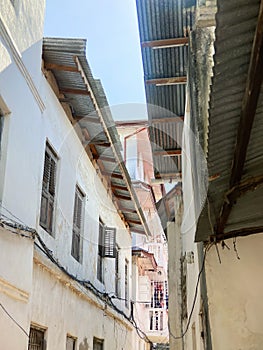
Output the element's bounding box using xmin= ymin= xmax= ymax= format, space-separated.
xmin=42 ymin=38 xmax=150 ymax=236
xmin=136 ymin=0 xmax=195 ymax=178
xmin=195 ymin=0 xmax=263 ymax=241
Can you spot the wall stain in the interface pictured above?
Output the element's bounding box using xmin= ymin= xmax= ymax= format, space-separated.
xmin=79 ymin=337 xmax=89 ymax=350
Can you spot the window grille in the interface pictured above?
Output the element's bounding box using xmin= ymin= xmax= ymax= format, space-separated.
xmin=151 ymin=282 xmax=164 ymax=308
xmin=71 ymin=186 xmax=84 ymax=262
xmin=40 ymin=143 xmax=58 ymax=235
xmin=28 ymin=327 xmax=45 ymax=350
xmin=149 ymin=311 xmax=164 ymax=331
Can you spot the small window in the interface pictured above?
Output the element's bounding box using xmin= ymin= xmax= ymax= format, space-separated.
xmin=97 ymin=219 xmax=116 ymax=283
xmin=40 ymin=143 xmax=58 ymax=235
xmin=93 ymin=337 xmax=104 ymax=350
xmin=66 ymin=335 xmax=76 ymax=350
xmin=151 ymin=282 xmax=164 ymax=308
xmin=28 ymin=326 xmax=45 ymax=350
xmin=149 ymin=311 xmax=163 ymax=331
xmin=71 ymin=186 xmax=84 ymax=262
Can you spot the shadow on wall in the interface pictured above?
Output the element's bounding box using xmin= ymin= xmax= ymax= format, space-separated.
xmin=79 ymin=337 xmax=89 ymax=350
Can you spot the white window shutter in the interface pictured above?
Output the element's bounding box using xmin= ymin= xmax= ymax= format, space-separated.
xmin=138 ymin=275 xmax=151 ymax=302
xmin=103 ymin=226 xmax=116 ymax=258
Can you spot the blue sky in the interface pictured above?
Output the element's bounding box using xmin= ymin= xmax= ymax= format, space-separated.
xmin=44 ymin=0 xmax=146 ymax=114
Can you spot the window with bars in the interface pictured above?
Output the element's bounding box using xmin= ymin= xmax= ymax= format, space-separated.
xmin=71 ymin=186 xmax=84 ymax=262
xmin=93 ymin=337 xmax=104 ymax=350
xmin=149 ymin=310 xmax=164 ymax=331
xmin=66 ymin=335 xmax=76 ymax=350
xmin=151 ymin=282 xmax=164 ymax=308
xmin=28 ymin=326 xmax=45 ymax=350
xmin=125 ymin=259 xmax=129 ymax=308
xmin=40 ymin=143 xmax=58 ymax=235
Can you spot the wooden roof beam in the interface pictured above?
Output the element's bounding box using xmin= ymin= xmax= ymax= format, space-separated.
xmin=146 ymin=77 xmax=187 ymax=86
xmin=75 ymin=116 xmax=101 ymax=124
xmin=141 ymin=37 xmax=189 ymax=49
xmin=102 ymin=172 xmax=123 ymax=180
xmin=114 ymin=193 xmax=132 ymax=201
xmin=153 ymin=149 xmax=181 ymax=156
xmin=111 ymin=184 xmax=129 ymax=191
xmin=150 ymin=116 xmax=184 ymax=124
xmin=45 ymin=62 xmax=79 ymax=72
xmin=60 ymin=88 xmax=90 ymax=96
xmin=216 ymin=1 xmax=263 ymax=234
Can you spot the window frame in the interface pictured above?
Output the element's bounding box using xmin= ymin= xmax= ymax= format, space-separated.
xmin=40 ymin=142 xmax=58 ymax=236
xmin=28 ymin=325 xmax=46 ymax=350
xmin=66 ymin=335 xmax=76 ymax=350
xmin=97 ymin=218 xmax=105 ymax=283
xmin=93 ymin=337 xmax=104 ymax=350
xmin=71 ymin=185 xmax=85 ymax=262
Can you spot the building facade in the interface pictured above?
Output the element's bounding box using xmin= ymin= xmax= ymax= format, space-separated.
xmin=117 ymin=122 xmax=169 ymax=347
xmin=0 ymin=1 xmax=151 ymax=349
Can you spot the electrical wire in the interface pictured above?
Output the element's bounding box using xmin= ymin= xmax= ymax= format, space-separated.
xmin=0 ymin=208 xmax=158 ymax=345
xmin=169 ymin=242 xmax=214 ymax=341
xmin=0 ymin=302 xmax=29 ymax=337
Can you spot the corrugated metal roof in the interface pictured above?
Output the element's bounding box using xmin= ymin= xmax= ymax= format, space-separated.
xmin=136 ymin=0 xmax=195 ymax=178
xmin=195 ymin=0 xmax=263 ymax=241
xmin=42 ymin=38 xmax=150 ymax=236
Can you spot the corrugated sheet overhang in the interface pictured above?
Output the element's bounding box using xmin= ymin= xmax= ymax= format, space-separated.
xmin=195 ymin=0 xmax=263 ymax=241
xmin=42 ymin=38 xmax=150 ymax=236
xmin=136 ymin=0 xmax=195 ymax=179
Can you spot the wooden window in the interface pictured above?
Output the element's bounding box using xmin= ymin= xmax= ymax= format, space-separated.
xmin=125 ymin=259 xmax=129 ymax=308
xmin=28 ymin=326 xmax=45 ymax=350
xmin=93 ymin=337 xmax=104 ymax=350
xmin=71 ymin=186 xmax=84 ymax=262
xmin=40 ymin=143 xmax=57 ymax=235
xmin=97 ymin=219 xmax=116 ymax=283
xmin=66 ymin=335 xmax=76 ymax=350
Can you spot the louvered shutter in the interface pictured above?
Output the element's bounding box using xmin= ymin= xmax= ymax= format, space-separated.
xmin=49 ymin=158 xmax=56 ymax=196
xmin=71 ymin=187 xmax=84 ymax=262
xmin=98 ymin=221 xmax=105 ymax=257
xmin=103 ymin=227 xmax=116 ymax=258
xmin=43 ymin=151 xmax=51 ymax=190
xmin=40 ymin=144 xmax=57 ymax=234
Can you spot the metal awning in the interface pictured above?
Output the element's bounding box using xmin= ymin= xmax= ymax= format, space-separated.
xmin=42 ymin=38 xmax=151 ymax=236
xmin=195 ymin=0 xmax=263 ymax=241
xmin=136 ymin=0 xmax=195 ymax=179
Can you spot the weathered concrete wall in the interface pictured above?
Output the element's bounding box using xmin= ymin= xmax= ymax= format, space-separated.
xmin=0 ymin=1 xmax=143 ymax=348
xmin=206 ymin=234 xmax=263 ymax=350
xmin=0 ymin=226 xmax=34 ymax=350
xmin=30 ymin=256 xmax=135 ymax=350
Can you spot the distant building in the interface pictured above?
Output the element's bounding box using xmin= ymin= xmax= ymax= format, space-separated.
xmin=117 ymin=121 xmax=169 ymax=346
